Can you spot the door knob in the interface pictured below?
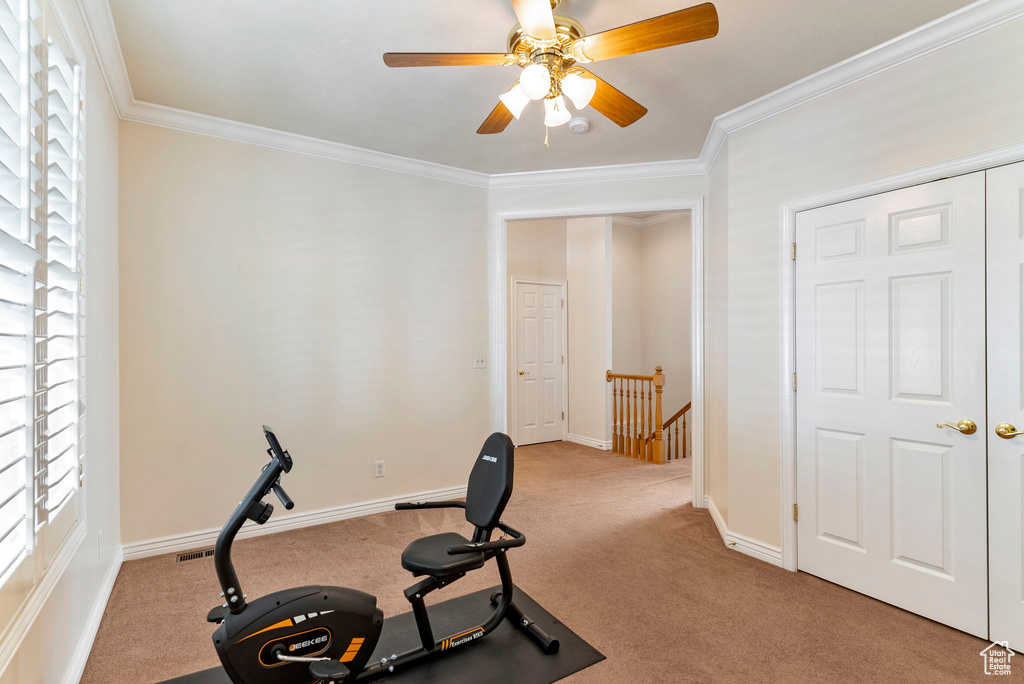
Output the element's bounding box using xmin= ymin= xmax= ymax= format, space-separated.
xmin=935 ymin=419 xmax=977 ymax=435
xmin=518 ymin=370 xmax=528 ymax=376
xmin=996 ymin=423 xmax=1022 ymax=439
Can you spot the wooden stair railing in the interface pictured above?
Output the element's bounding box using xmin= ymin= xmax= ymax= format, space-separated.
xmin=606 ymin=367 xmax=690 ymax=465
xmin=664 ymin=402 xmax=692 ymax=462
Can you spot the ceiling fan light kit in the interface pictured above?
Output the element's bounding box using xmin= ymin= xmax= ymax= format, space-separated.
xmin=520 ymin=63 xmax=553 ymax=100
xmin=561 ymin=72 xmax=597 ymax=110
xmin=544 ymin=94 xmax=572 ymax=128
xmin=383 ymin=1 xmax=719 ymax=138
xmin=499 ymin=82 xmax=532 ymax=119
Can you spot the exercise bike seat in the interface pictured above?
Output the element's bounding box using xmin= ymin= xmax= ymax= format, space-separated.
xmin=401 ymin=532 xmax=485 ymax=577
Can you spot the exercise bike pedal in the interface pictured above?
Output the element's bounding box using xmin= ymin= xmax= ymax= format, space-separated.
xmin=308 ymin=660 xmax=350 ymax=682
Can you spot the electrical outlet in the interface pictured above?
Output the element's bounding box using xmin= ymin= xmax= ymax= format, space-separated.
xmin=374 ymin=460 xmax=386 ymax=478
xmin=473 ymin=354 xmax=487 ymax=369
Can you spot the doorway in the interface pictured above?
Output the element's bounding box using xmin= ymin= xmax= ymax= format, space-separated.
xmin=498 ymin=206 xmax=703 ymax=487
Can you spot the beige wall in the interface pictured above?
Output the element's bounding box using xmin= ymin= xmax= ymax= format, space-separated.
xmin=505 ymin=218 xmax=567 ymax=432
xmin=507 ymin=218 xmax=567 ymax=282
xmin=640 ymin=216 xmax=691 ymax=414
xmin=611 ymin=222 xmax=642 ymax=374
xmin=566 ymin=217 xmax=612 ymax=444
xmin=717 ymin=17 xmax=1024 ymax=547
xmin=118 ymin=122 xmax=491 ymax=545
xmin=1 ymin=0 xmax=121 ymax=681
xmin=706 ymin=138 xmax=729 ymax=522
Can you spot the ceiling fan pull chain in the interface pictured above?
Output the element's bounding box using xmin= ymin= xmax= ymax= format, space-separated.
xmin=544 ymin=125 xmax=549 ymax=147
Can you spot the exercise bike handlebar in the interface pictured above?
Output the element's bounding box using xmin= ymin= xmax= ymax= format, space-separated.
xmin=272 ymin=482 xmax=294 ymax=510
xmin=215 ymin=431 xmax=293 ymax=615
xmin=447 ymin=521 xmax=525 ymax=555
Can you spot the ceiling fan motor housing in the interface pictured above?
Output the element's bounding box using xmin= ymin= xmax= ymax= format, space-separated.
xmin=507 ymin=15 xmax=586 ymax=68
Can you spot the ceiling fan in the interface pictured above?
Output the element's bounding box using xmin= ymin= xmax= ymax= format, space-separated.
xmin=383 ymin=1 xmax=719 ymax=135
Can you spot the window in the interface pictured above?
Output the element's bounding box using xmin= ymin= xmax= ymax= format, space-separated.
xmin=0 ymin=0 xmax=84 ymax=619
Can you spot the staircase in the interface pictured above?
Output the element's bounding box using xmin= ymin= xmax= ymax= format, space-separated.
xmin=606 ymin=367 xmax=691 ymax=464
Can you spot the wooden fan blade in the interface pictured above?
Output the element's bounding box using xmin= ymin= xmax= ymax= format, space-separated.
xmin=576 ymin=68 xmax=648 ymax=127
xmin=571 ymin=3 xmax=719 ymax=63
xmin=383 ymin=53 xmax=514 ymax=67
xmin=478 ymin=101 xmax=515 ymax=134
xmin=510 ymin=0 xmax=556 ymax=43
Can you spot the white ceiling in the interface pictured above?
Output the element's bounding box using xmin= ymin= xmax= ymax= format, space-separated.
xmin=109 ymin=0 xmax=973 ymax=174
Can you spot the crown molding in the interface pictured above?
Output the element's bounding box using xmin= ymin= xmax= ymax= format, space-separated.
xmin=85 ymin=0 xmax=1024 ymax=187
xmin=488 ymin=158 xmax=705 ymax=189
xmin=75 ymin=0 xmax=133 ymax=116
xmin=698 ymin=0 xmax=1024 ymax=171
xmin=122 ymin=100 xmax=491 ymax=189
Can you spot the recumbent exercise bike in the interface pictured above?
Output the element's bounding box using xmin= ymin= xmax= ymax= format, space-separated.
xmin=207 ymin=426 xmax=557 ymax=683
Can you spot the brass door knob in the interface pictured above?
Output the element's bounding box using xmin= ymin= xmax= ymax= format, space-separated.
xmin=996 ymin=423 xmax=1022 ymax=439
xmin=518 ymin=370 xmax=526 ymax=376
xmin=935 ymin=419 xmax=977 ymax=435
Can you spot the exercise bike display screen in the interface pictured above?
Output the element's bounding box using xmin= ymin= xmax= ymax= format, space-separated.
xmin=262 ymin=425 xmax=292 ymax=471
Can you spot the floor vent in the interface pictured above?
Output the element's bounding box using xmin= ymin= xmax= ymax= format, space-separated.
xmin=175 ymin=549 xmax=215 ymax=563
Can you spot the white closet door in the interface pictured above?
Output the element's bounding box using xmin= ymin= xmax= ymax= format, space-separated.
xmin=796 ymin=172 xmax=988 ymax=638
xmin=987 ymin=160 xmax=1024 ymax=650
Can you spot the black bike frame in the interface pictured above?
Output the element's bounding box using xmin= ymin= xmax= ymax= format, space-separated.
xmin=214 ymin=453 xmax=287 ymax=615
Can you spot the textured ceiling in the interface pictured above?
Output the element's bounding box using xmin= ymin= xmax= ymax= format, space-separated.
xmin=109 ymin=0 xmax=974 ymax=174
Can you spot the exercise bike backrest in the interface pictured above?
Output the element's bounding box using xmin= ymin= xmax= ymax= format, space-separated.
xmin=464 ymin=432 xmax=515 ymax=533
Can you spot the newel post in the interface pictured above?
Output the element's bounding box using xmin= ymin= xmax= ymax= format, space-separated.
xmin=652 ymin=366 xmax=665 ymax=464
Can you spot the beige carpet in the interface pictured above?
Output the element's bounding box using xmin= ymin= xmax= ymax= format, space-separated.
xmin=83 ymin=442 xmax=997 ymax=683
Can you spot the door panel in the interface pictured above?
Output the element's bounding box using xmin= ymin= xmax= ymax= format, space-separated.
xmin=987 ymin=161 xmax=1024 ymax=649
xmin=796 ymin=172 xmax=988 ymax=638
xmin=515 ymin=282 xmax=564 ymax=445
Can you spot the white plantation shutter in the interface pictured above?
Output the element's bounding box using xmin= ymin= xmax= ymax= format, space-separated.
xmin=0 ymin=0 xmax=87 ymax=615
xmin=0 ymin=0 xmax=40 ymax=585
xmin=38 ymin=32 xmax=81 ymax=529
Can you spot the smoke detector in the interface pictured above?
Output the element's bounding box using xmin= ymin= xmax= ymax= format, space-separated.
xmin=568 ymin=117 xmax=591 ymax=134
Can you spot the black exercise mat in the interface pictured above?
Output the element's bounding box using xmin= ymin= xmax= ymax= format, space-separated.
xmin=161 ymin=586 xmax=604 ymax=684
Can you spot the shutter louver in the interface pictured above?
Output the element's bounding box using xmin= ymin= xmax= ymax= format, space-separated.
xmin=0 ymin=0 xmax=40 ymax=583
xmin=37 ymin=33 xmax=80 ymax=521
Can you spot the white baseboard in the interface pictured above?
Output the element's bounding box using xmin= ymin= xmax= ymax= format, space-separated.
xmin=566 ymin=434 xmax=612 ymax=450
xmin=62 ymin=549 xmax=123 ymax=684
xmin=704 ymin=495 xmax=784 ymax=568
xmin=123 ymin=485 xmax=469 ymax=560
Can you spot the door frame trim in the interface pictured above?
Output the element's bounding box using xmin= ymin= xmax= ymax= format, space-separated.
xmin=779 ymin=140 xmax=1024 ymax=572
xmin=509 ymin=276 xmax=569 ymax=446
xmin=490 ymin=198 xmax=705 ymax=507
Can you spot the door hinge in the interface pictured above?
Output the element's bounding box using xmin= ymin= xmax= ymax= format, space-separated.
xmin=791 ymin=242 xmax=796 ymax=260
xmin=793 ymin=503 xmax=798 ymax=522
xmin=561 ymin=299 xmax=564 ymax=308
xmin=792 ymin=373 xmax=797 ymax=391
xmin=561 ymin=411 xmax=565 ymax=420
xmin=561 ymin=355 xmax=564 ymax=364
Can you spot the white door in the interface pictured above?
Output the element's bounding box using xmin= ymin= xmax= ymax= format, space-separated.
xmin=987 ymin=161 xmax=1024 ymax=649
xmin=796 ymin=173 xmax=988 ymax=638
xmin=514 ymin=281 xmax=564 ymax=445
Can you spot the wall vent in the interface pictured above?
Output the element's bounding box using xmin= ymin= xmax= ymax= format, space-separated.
xmin=175 ymin=548 xmax=215 ymax=564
